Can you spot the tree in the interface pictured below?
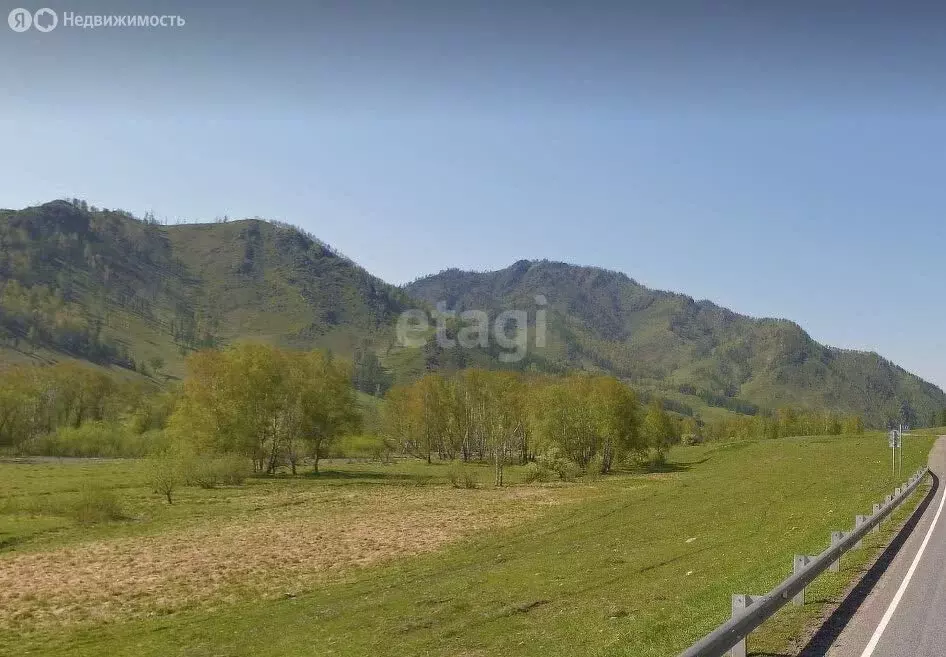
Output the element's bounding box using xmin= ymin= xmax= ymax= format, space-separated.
xmin=531 ymin=377 xmax=587 ymax=466
xmin=149 ymin=355 xmax=165 ymax=376
xmin=899 ymin=400 xmax=917 ymax=429
xmin=291 ymin=350 xmax=361 ymax=474
xmin=529 ymin=374 xmax=641 ymax=474
xmin=640 ymin=400 xmax=677 ymax=463
xmin=383 ymin=383 xmax=425 ymax=460
xmin=481 ymin=371 xmax=525 ymax=487
xmin=588 ymin=377 xmax=642 ymax=472
xmin=168 ymin=343 xmax=361 ymax=475
xmin=149 ymin=452 xmax=180 ymax=504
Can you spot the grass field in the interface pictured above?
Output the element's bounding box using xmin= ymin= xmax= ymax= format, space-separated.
xmin=0 ymin=431 xmax=937 ymax=657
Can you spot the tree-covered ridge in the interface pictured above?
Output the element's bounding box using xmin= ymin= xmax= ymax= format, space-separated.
xmin=1 ymin=200 xmax=943 ymax=428
xmin=405 ymin=260 xmax=946 ymax=426
xmin=0 ymin=200 xmax=415 ymax=381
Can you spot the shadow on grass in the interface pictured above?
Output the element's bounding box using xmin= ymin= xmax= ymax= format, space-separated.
xmin=625 ymin=460 xmax=695 ymax=475
xmin=293 ymin=469 xmax=431 ymax=484
xmin=788 ymin=471 xmax=940 ymax=657
xmin=0 ymin=536 xmax=22 ymax=551
xmin=646 ymin=461 xmax=691 ymax=474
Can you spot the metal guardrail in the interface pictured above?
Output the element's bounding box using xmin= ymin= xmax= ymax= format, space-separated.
xmin=678 ymin=466 xmax=930 ymax=657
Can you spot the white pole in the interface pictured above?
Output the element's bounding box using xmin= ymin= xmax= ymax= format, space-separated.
xmin=898 ymin=424 xmax=903 ymax=478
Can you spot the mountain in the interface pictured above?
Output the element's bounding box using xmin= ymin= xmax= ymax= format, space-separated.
xmin=1 ymin=201 xmax=943 ymax=427
xmin=0 ymin=200 xmax=415 ymax=386
xmin=405 ymin=260 xmax=946 ymax=426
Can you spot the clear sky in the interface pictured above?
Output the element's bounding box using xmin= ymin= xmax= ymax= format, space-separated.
xmin=3 ymin=1 xmax=946 ymax=387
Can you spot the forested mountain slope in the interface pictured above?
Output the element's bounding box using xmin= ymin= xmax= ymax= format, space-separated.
xmin=1 ymin=201 xmax=942 ymax=426
xmin=0 ymin=200 xmax=413 ymax=384
xmin=405 ymin=260 xmax=945 ymax=426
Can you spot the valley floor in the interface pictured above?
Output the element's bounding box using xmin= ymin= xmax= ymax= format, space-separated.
xmin=0 ymin=433 xmax=937 ymax=657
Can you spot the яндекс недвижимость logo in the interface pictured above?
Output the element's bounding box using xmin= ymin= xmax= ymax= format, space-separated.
xmin=8 ymin=8 xmax=57 ymax=32
xmin=7 ymin=8 xmax=184 ymax=31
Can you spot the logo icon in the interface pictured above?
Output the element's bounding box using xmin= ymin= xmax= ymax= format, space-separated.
xmin=7 ymin=7 xmax=32 ymax=32
xmin=33 ymin=8 xmax=56 ymax=32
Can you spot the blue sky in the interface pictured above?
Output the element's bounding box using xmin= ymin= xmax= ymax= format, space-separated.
xmin=3 ymin=1 xmax=946 ymax=387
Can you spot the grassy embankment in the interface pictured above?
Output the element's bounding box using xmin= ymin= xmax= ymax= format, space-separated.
xmin=0 ymin=430 xmax=937 ymax=657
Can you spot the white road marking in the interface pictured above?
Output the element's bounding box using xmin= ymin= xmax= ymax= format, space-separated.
xmin=859 ymin=473 xmax=945 ymax=657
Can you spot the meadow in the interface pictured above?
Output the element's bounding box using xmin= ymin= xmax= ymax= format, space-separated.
xmin=0 ymin=430 xmax=937 ymax=657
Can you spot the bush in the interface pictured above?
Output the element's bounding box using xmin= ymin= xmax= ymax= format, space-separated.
xmin=72 ymin=483 xmax=125 ymax=524
xmin=536 ymin=449 xmax=583 ymax=482
xmin=216 ymin=453 xmax=249 ymax=485
xmin=190 ymin=457 xmax=220 ymax=489
xmin=448 ymin=462 xmax=479 ymax=489
xmin=181 ymin=453 xmax=250 ymax=488
xmin=22 ymin=422 xmax=168 ymax=458
xmin=149 ymin=452 xmax=181 ymax=504
xmin=127 ymin=391 xmax=177 ymax=435
xmin=649 ymin=450 xmax=668 ymax=469
xmin=584 ymin=454 xmax=605 ymax=480
xmin=522 ymin=461 xmax=554 ymax=484
xmin=556 ymin=460 xmax=583 ymax=482
xmin=680 ymin=433 xmax=703 ymax=446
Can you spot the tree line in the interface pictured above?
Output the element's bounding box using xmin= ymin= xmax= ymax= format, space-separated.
xmin=384 ymin=370 xmax=672 ymax=485
xmin=167 ymin=343 xmax=360 ymax=474
xmin=0 ymin=346 xmax=877 ymax=479
xmin=698 ymin=407 xmax=864 ymax=442
xmin=0 ymin=362 xmax=138 ymax=450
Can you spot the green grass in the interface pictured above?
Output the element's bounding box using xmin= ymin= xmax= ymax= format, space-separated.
xmin=0 ymin=431 xmax=937 ymax=657
xmin=0 ymin=458 xmax=539 ymax=554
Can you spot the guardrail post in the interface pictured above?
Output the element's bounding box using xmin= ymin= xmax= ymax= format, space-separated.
xmin=829 ymin=531 xmax=845 ymax=572
xmin=872 ymin=504 xmax=881 ymax=534
xmin=792 ymin=555 xmax=815 ymax=605
xmin=730 ymin=594 xmax=761 ymax=657
xmin=854 ymin=516 xmax=868 ymax=549
xmin=678 ymin=469 xmax=932 ymax=657
xmin=895 ymin=487 xmax=902 ymax=496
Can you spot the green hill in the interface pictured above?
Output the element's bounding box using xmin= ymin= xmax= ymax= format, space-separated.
xmin=1 ymin=201 xmax=942 ymax=426
xmin=0 ymin=201 xmax=414 ymax=385
xmin=405 ymin=260 xmax=946 ymax=426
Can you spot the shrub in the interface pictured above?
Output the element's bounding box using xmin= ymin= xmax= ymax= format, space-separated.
xmin=22 ymin=422 xmax=168 ymax=458
xmin=190 ymin=457 xmax=220 ymax=489
xmin=680 ymin=433 xmax=703 ymax=446
xmin=556 ymin=460 xmax=583 ymax=482
xmin=216 ymin=453 xmax=250 ymax=485
xmin=649 ymin=450 xmax=668 ymax=469
xmin=584 ymin=454 xmax=605 ymax=480
xmin=180 ymin=453 xmax=249 ymax=488
xmin=522 ymin=461 xmax=554 ymax=484
xmin=149 ymin=452 xmax=181 ymax=504
xmin=536 ymin=449 xmax=582 ymax=482
xmin=448 ymin=462 xmax=479 ymax=489
xmin=126 ymin=429 xmax=171 ymax=456
xmin=72 ymin=483 xmax=125 ymax=524
xmin=127 ymin=392 xmax=177 ymax=435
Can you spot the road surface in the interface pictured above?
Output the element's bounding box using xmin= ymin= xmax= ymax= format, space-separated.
xmin=813 ymin=436 xmax=946 ymax=657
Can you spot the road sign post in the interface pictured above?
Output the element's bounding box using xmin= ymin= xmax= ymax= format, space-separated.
xmin=899 ymin=424 xmax=903 ymax=477
xmin=889 ymin=428 xmax=902 ymax=478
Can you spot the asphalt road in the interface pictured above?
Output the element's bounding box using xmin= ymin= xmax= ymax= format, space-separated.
xmin=817 ymin=436 xmax=946 ymax=657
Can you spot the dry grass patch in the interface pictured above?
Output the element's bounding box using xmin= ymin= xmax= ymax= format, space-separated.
xmin=0 ymin=484 xmax=569 ymax=631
